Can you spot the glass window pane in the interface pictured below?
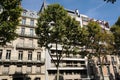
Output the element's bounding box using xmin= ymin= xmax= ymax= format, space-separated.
xmin=22 ymin=18 xmax=26 ymax=25
xmin=30 ymin=19 xmax=34 ymax=26
xmin=6 ymin=50 xmax=11 ymax=60
xmin=0 ymin=49 xmax=2 ymax=59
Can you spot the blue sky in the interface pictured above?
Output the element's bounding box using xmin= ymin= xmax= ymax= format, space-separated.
xmin=21 ymin=0 xmax=120 ymax=26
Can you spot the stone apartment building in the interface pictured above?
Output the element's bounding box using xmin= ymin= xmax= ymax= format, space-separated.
xmin=0 ymin=2 xmax=119 ymax=80
xmin=80 ymin=11 xmax=120 ymax=80
xmin=0 ymin=9 xmax=45 ymax=80
xmin=40 ymin=3 xmax=118 ymax=80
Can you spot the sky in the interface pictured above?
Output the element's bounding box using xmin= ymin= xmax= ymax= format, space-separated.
xmin=21 ymin=0 xmax=120 ymax=26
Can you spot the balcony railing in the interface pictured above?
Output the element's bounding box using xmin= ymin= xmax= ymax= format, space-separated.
xmin=16 ymin=43 xmax=35 ymax=49
xmin=51 ymin=63 xmax=86 ymax=68
xmin=97 ymin=60 xmax=110 ymax=65
xmin=19 ymin=22 xmax=37 ymax=28
xmin=17 ymin=32 xmax=37 ymax=38
xmin=48 ymin=66 xmax=86 ymax=70
xmin=52 ymin=57 xmax=86 ymax=61
xmin=0 ymin=58 xmax=45 ymax=64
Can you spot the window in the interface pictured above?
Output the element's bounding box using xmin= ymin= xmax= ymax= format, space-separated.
xmin=21 ymin=27 xmax=25 ymax=35
xmin=111 ymin=56 xmax=116 ymax=64
xmin=30 ymin=29 xmax=34 ymax=36
xmin=18 ymin=51 xmax=23 ymax=60
xmin=30 ymin=13 xmax=34 ymax=17
xmin=30 ymin=19 xmax=34 ymax=26
xmin=6 ymin=50 xmax=11 ymax=60
xmin=37 ymin=52 xmax=41 ymax=61
xmin=28 ymin=51 xmax=32 ymax=60
xmin=107 ymin=66 xmax=110 ymax=75
xmin=23 ymin=11 xmax=26 ymax=15
xmin=0 ymin=49 xmax=2 ymax=59
xmin=22 ymin=18 xmax=26 ymax=25
xmin=113 ymin=66 xmax=117 ymax=73
xmin=98 ymin=66 xmax=103 ymax=77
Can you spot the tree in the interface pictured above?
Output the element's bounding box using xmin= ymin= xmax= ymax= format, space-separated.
xmin=111 ymin=17 xmax=120 ymax=54
xmin=0 ymin=0 xmax=22 ymax=45
xmin=115 ymin=16 xmax=120 ymax=26
xmin=83 ymin=21 xmax=114 ymax=79
xmin=36 ymin=4 xmax=82 ymax=80
xmin=104 ymin=0 xmax=116 ymax=3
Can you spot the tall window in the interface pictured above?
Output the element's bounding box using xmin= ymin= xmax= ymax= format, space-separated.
xmin=107 ymin=66 xmax=110 ymax=75
xmin=111 ymin=56 xmax=115 ymax=64
xmin=21 ymin=27 xmax=25 ymax=35
xmin=0 ymin=49 xmax=2 ymax=59
xmin=6 ymin=50 xmax=11 ymax=60
xmin=37 ymin=52 xmax=41 ymax=61
xmin=18 ymin=51 xmax=23 ymax=60
xmin=28 ymin=51 xmax=32 ymax=60
xmin=30 ymin=19 xmax=34 ymax=26
xmin=22 ymin=18 xmax=26 ymax=25
xmin=30 ymin=28 xmax=34 ymax=36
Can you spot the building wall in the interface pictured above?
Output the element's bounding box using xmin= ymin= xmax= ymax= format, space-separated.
xmin=0 ymin=5 xmax=118 ymax=80
xmin=45 ymin=43 xmax=88 ymax=80
xmin=0 ymin=9 xmax=45 ymax=80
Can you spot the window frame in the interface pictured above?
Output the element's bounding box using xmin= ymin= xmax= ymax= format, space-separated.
xmin=28 ymin=51 xmax=32 ymax=60
xmin=18 ymin=51 xmax=23 ymax=60
xmin=6 ymin=50 xmax=11 ymax=60
xmin=22 ymin=18 xmax=26 ymax=25
xmin=0 ymin=49 xmax=2 ymax=60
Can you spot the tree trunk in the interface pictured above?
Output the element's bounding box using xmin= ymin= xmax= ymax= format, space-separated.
xmin=56 ymin=41 xmax=60 ymax=80
xmin=56 ymin=66 xmax=59 ymax=80
xmin=87 ymin=59 xmax=90 ymax=80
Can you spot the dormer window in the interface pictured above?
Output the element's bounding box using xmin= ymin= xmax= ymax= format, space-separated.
xmin=23 ymin=10 xmax=27 ymax=15
xmin=30 ymin=13 xmax=34 ymax=17
xmin=75 ymin=9 xmax=80 ymax=17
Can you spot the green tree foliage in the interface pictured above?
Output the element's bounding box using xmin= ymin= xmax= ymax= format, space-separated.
xmin=111 ymin=17 xmax=120 ymax=54
xmin=115 ymin=16 xmax=120 ymax=26
xmin=0 ymin=0 xmax=22 ymax=45
xmin=83 ymin=21 xmax=114 ymax=79
xmin=36 ymin=4 xmax=82 ymax=80
xmin=104 ymin=0 xmax=116 ymax=3
xmin=111 ymin=26 xmax=120 ymax=48
xmin=84 ymin=21 xmax=114 ymax=57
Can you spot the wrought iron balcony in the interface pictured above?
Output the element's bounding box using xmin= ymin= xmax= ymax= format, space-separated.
xmin=0 ymin=58 xmax=45 ymax=64
xmin=97 ymin=60 xmax=110 ymax=65
xmin=16 ymin=43 xmax=35 ymax=49
xmin=19 ymin=19 xmax=37 ymax=28
xmin=18 ymin=32 xmax=38 ymax=38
